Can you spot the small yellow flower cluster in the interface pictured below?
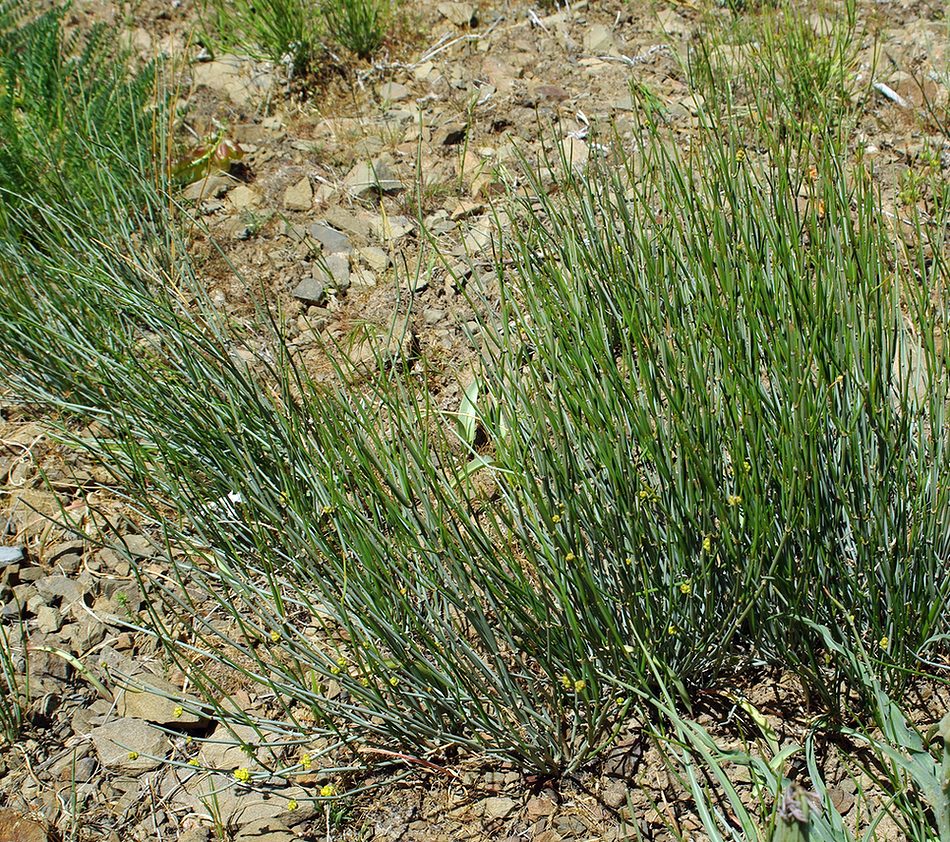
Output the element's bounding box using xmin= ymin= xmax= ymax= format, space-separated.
xmin=565 ymin=552 xmax=576 ymax=562
xmin=727 ymin=494 xmax=742 ymax=507
xmin=234 ymin=767 xmax=252 ymax=783
xmin=320 ymin=784 xmax=336 ymax=798
xmin=678 ymin=580 xmax=692 ymax=595
xmin=559 ymin=674 xmax=586 ymax=693
xmin=287 ymin=799 xmax=299 ymax=812
xmin=552 ymin=514 xmax=561 ymax=524
xmin=878 ymin=636 xmax=889 ymax=651
xmin=173 ymin=705 xmax=184 ymax=718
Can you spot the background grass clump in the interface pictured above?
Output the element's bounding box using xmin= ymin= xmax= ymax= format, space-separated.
xmin=197 ymin=0 xmax=395 ymax=75
xmin=0 ymin=0 xmax=949 ymax=837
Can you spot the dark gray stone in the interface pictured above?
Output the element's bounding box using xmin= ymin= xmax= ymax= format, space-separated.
xmin=292 ymin=278 xmax=327 ymax=307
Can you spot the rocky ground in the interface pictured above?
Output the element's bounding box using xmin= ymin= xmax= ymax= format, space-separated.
xmin=1 ymin=0 xmax=948 ymax=839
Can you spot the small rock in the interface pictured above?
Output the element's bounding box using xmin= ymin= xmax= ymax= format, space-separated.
xmin=0 ymin=547 xmax=24 ymax=566
xmin=63 ymin=614 xmax=106 ymax=652
xmin=233 ymin=817 xmax=296 ymax=842
xmin=34 ymin=575 xmax=85 ymax=606
xmin=343 ymin=160 xmax=405 ymax=199
xmin=192 ymin=55 xmax=274 ymax=107
xmin=438 ymin=1 xmax=476 ymax=27
xmin=602 ymin=780 xmax=629 ymax=809
xmin=121 ymin=534 xmax=155 ymax=559
xmin=435 ymin=123 xmax=468 ymax=145
xmin=91 ymin=718 xmax=167 ymax=772
xmin=358 ymin=246 xmax=390 ymax=272
xmin=449 ymin=199 xmax=484 ymax=221
xmin=182 ymin=175 xmax=233 ymax=201
xmin=535 ymin=84 xmax=570 ymax=103
xmin=479 ymin=796 xmax=517 ymax=820
xmin=314 ymin=254 xmax=351 ymax=291
xmin=584 ymin=24 xmax=615 ymax=54
xmin=229 ymin=185 xmax=260 ymax=210
xmin=348 ymin=316 xmax=416 ymax=370
xmin=117 ymin=676 xmax=209 ymax=729
xmin=324 ymin=206 xmax=373 ymax=238
xmin=379 ymin=81 xmax=411 ymax=103
xmin=283 ymin=177 xmax=313 ymax=211
xmin=0 ymin=810 xmax=47 ymax=842
xmin=350 ymin=267 xmax=377 ymax=288
xmin=413 ymin=61 xmax=434 ymax=81
xmin=309 ymin=223 xmax=352 ymax=255
xmin=462 ymin=222 xmax=493 ymax=254
xmin=292 ymin=278 xmax=327 ymax=307
xmin=559 ymin=137 xmax=589 ymax=173
xmin=656 ymin=8 xmax=691 ymax=37
xmin=369 ymin=214 xmax=413 ymax=242
xmin=34 ymin=606 xmax=62 ymax=634
xmin=525 ymin=795 xmax=556 ymax=820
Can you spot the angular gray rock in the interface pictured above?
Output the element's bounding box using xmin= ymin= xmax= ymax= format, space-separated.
xmin=343 ymin=160 xmax=405 ymax=199
xmin=91 ymin=718 xmax=167 ymax=772
xmin=117 ymin=676 xmax=209 ymax=729
xmin=308 ymin=223 xmax=352 ymax=255
xmin=314 ymin=254 xmax=350 ymax=291
xmin=292 ymin=278 xmax=327 ymax=307
xmin=0 ymin=546 xmax=24 ymax=566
